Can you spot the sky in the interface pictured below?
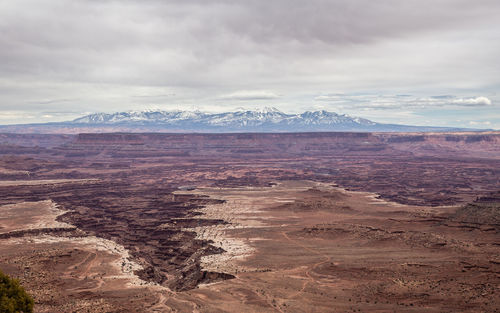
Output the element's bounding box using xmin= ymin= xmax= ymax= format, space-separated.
xmin=0 ymin=0 xmax=499 ymax=129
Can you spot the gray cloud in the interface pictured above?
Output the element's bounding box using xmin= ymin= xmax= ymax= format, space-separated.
xmin=0 ymin=0 xmax=499 ymax=126
xmin=314 ymin=94 xmax=494 ymax=109
xmin=29 ymin=98 xmax=77 ymax=105
xmin=451 ymin=96 xmax=492 ymax=106
xmin=2 ymin=0 xmax=499 ymax=81
xmin=219 ymin=90 xmax=280 ymax=101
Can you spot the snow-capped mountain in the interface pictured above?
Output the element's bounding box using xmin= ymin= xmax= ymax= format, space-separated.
xmin=72 ymin=109 xmax=208 ymax=124
xmin=0 ymin=107 xmax=470 ymax=133
xmin=67 ymin=107 xmax=456 ymax=132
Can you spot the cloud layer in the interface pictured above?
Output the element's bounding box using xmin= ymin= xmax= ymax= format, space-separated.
xmin=219 ymin=91 xmax=281 ymax=101
xmin=0 ymin=0 xmax=499 ymax=127
xmin=314 ymin=94 xmax=494 ymax=109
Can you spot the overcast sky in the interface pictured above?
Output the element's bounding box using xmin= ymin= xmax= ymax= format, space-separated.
xmin=0 ymin=0 xmax=499 ymax=128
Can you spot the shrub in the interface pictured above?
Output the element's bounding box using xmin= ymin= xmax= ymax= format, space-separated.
xmin=0 ymin=270 xmax=34 ymax=313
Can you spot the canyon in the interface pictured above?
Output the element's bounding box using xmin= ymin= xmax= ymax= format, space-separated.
xmin=0 ymin=131 xmax=498 ymax=312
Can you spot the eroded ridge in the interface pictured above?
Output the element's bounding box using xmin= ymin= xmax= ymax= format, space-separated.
xmin=172 ymin=181 xmax=499 ymax=312
xmin=0 ymin=181 xmax=237 ymax=292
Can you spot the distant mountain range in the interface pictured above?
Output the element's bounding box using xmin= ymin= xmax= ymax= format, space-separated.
xmin=0 ymin=108 xmax=478 ymax=133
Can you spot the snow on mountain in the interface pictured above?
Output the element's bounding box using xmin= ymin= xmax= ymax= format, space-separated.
xmin=72 ymin=110 xmax=209 ymax=124
xmin=73 ymin=108 xmax=368 ymax=127
xmin=68 ymin=108 xmax=457 ymax=132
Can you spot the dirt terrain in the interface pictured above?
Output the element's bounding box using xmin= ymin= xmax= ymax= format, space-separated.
xmin=0 ymin=132 xmax=498 ymax=312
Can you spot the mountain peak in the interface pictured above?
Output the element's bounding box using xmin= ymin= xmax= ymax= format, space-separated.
xmin=253 ymin=107 xmax=283 ymax=114
xmin=66 ymin=108 xmax=463 ymax=132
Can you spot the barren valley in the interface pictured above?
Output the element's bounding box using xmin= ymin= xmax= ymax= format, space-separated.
xmin=0 ymin=132 xmax=499 ymax=312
